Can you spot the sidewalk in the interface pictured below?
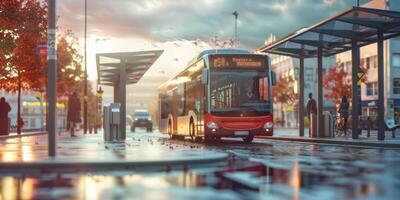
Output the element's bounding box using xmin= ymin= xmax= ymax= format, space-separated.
xmin=0 ymin=130 xmax=228 ymax=172
xmin=0 ymin=131 xmax=46 ymax=139
xmin=257 ymin=128 xmax=400 ymax=148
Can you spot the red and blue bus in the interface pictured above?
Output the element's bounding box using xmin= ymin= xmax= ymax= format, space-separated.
xmin=159 ymin=49 xmax=275 ymax=142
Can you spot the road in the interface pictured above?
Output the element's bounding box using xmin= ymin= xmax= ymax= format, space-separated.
xmin=1 ymin=129 xmax=400 ymax=200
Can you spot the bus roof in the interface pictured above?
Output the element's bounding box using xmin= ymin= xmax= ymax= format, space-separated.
xmin=198 ymin=48 xmax=250 ymax=58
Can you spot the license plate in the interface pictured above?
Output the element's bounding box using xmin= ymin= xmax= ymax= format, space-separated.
xmin=234 ymin=131 xmax=249 ymax=136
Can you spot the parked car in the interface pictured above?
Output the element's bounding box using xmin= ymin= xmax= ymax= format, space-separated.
xmin=131 ymin=109 xmax=153 ymax=132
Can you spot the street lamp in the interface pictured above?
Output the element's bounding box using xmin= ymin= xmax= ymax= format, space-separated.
xmin=84 ymin=0 xmax=88 ymax=134
xmin=48 ymin=0 xmax=57 ymax=157
xmin=232 ymin=11 xmax=239 ymax=48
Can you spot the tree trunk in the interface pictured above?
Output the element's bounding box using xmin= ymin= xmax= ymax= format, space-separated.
xmin=17 ymin=72 xmax=21 ymax=135
xmin=281 ymin=103 xmax=285 ymax=127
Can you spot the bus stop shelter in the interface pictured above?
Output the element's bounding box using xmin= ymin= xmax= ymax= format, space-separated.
xmin=258 ymin=6 xmax=400 ymax=140
xmin=96 ymin=50 xmax=163 ymax=139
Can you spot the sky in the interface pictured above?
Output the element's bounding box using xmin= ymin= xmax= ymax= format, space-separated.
xmin=57 ymin=0 xmax=375 ymax=81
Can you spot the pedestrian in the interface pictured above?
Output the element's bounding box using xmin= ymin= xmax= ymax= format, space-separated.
xmin=67 ymin=92 xmax=81 ymax=137
xmin=338 ymin=95 xmax=349 ymax=136
xmin=306 ymin=93 xmax=317 ymax=135
xmin=0 ymin=97 xmax=11 ymax=135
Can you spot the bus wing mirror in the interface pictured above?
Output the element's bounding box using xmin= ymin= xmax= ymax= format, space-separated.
xmin=271 ymin=71 xmax=277 ymax=86
xmin=201 ymin=69 xmax=208 ymax=84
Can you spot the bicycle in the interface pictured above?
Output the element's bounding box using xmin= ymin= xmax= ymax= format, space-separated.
xmin=335 ymin=114 xmax=347 ymax=137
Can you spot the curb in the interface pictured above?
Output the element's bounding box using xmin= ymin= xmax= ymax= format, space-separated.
xmin=0 ymin=132 xmax=47 ymax=140
xmin=0 ymin=152 xmax=229 ymax=172
xmin=256 ymin=136 xmax=400 ymax=148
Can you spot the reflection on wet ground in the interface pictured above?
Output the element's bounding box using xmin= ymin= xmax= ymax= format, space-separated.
xmin=1 ymin=131 xmax=400 ymax=199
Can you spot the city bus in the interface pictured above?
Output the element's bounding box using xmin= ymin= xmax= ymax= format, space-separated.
xmin=158 ymin=49 xmax=275 ymax=143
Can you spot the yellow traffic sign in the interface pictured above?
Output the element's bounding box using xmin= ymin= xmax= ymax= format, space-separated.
xmin=357 ymin=72 xmax=364 ymax=79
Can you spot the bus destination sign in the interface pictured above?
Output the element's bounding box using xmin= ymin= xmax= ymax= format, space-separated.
xmin=210 ymin=55 xmax=267 ymax=70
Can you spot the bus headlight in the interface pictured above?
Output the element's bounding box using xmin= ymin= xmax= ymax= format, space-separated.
xmin=207 ymin=122 xmax=218 ymax=129
xmin=263 ymin=122 xmax=273 ymax=129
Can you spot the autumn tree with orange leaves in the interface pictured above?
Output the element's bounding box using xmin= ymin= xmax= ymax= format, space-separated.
xmin=272 ymin=76 xmax=298 ymax=127
xmin=0 ymin=0 xmax=94 ymax=133
xmin=0 ymin=0 xmax=47 ymax=134
xmin=323 ymin=60 xmax=368 ymax=105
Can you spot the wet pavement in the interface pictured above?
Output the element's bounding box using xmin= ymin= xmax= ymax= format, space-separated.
xmin=1 ymin=129 xmax=400 ymax=199
xmin=269 ymin=128 xmax=400 ymax=147
xmin=0 ymin=130 xmax=227 ymax=172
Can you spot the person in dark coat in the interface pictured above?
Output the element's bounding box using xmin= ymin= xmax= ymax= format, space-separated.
xmin=306 ymin=93 xmax=317 ymax=119
xmin=306 ymin=93 xmax=317 ymax=136
xmin=67 ymin=92 xmax=81 ymax=137
xmin=0 ymin=97 xmax=11 ymax=135
xmin=338 ymin=95 xmax=349 ymax=135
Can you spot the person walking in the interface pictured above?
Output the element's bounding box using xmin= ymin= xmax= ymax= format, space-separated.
xmin=306 ymin=93 xmax=317 ymax=136
xmin=338 ymin=95 xmax=349 ymax=136
xmin=67 ymin=92 xmax=81 ymax=137
xmin=0 ymin=97 xmax=11 ymax=135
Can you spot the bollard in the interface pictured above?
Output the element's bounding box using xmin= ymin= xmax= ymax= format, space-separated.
xmin=310 ymin=113 xmax=317 ymax=138
xmin=103 ymin=103 xmax=121 ymax=141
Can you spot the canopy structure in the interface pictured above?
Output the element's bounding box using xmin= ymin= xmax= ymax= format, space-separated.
xmin=96 ymin=50 xmax=163 ymax=139
xmin=259 ymin=7 xmax=400 ymax=58
xmin=258 ymin=6 xmax=400 ymax=140
xmin=97 ymin=50 xmax=163 ymax=86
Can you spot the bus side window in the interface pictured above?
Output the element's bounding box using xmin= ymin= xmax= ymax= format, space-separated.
xmin=177 ymin=84 xmax=185 ymax=116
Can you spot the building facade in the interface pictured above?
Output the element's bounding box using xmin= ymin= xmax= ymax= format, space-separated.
xmin=266 ymin=0 xmax=400 ymax=126
xmin=0 ymin=90 xmax=66 ymax=132
xmin=336 ymin=0 xmax=400 ymax=122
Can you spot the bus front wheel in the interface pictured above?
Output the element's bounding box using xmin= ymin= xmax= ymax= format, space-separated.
xmin=204 ymin=135 xmax=219 ymax=143
xmin=243 ymin=135 xmax=254 ymax=143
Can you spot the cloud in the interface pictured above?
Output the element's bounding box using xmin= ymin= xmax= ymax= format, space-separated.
xmin=58 ymin=0 xmax=357 ymax=49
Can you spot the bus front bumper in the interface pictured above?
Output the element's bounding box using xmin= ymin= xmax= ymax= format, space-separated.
xmin=205 ymin=127 xmax=273 ymax=137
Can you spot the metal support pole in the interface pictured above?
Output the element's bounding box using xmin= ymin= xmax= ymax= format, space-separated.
xmin=317 ymin=48 xmax=324 ymax=137
xmin=377 ymin=32 xmax=385 ymax=140
xmin=48 ymin=0 xmax=57 ymax=157
xmin=351 ymin=40 xmax=360 ymax=139
xmin=95 ymin=83 xmax=98 ymax=134
xmin=83 ymin=0 xmax=88 ymax=134
xmin=232 ymin=11 xmax=238 ymax=48
xmin=299 ymin=56 xmax=305 ymax=137
xmin=119 ymin=59 xmax=127 ymax=140
xmin=114 ymin=81 xmax=120 ymax=103
xmin=235 ymin=16 xmax=237 ymax=47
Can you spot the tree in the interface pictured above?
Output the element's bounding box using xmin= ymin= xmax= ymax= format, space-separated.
xmin=323 ymin=61 xmax=368 ymax=105
xmin=0 ymin=0 xmax=90 ymax=134
xmin=0 ymin=0 xmax=47 ymax=134
xmin=272 ymin=76 xmax=297 ymax=127
xmin=56 ymin=31 xmax=84 ymax=97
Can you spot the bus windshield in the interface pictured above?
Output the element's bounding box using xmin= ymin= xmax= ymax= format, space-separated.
xmin=210 ymin=70 xmax=271 ymax=117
